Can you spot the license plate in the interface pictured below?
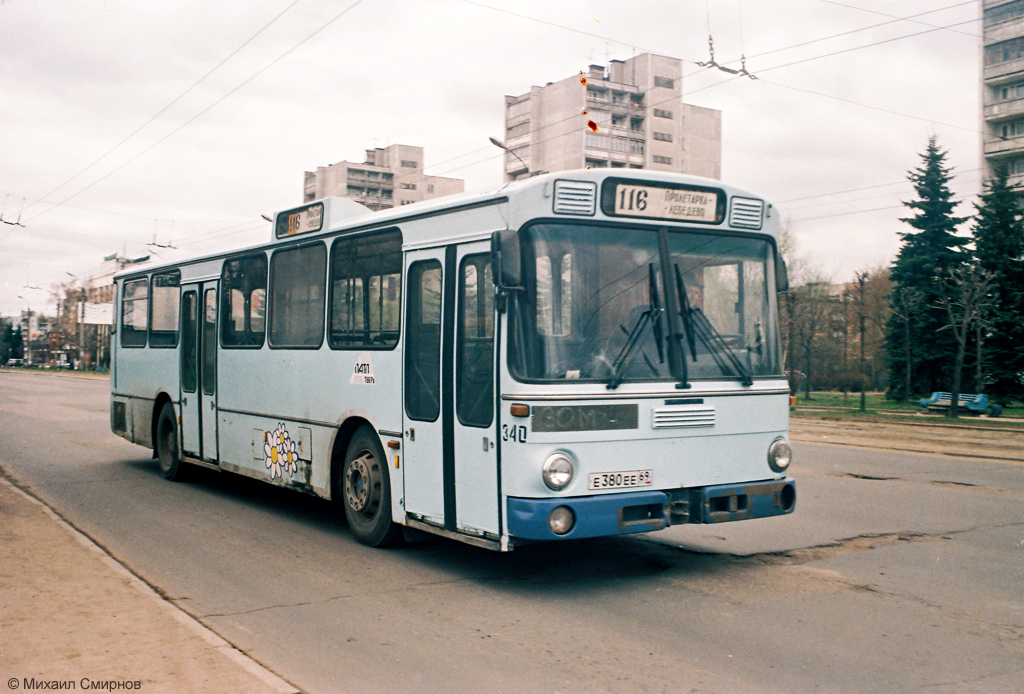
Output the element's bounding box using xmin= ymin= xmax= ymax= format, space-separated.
xmin=588 ymin=469 xmax=653 ymax=490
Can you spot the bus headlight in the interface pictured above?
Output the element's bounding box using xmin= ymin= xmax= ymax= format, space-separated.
xmin=768 ymin=439 xmax=793 ymax=472
xmin=542 ymin=452 xmax=574 ymax=490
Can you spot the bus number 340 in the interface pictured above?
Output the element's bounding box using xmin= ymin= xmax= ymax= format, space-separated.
xmin=502 ymin=424 xmax=527 ymax=443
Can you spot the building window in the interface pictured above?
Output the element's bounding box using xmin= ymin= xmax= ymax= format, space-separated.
xmin=985 ymin=36 xmax=1024 ymax=66
xmin=508 ymin=98 xmax=530 ymax=119
xmin=1010 ymin=158 xmax=1024 ymax=174
xmin=653 ymin=155 xmax=673 ymax=165
xmin=269 ymin=243 xmax=327 ymax=348
xmin=654 ymin=109 xmax=673 ymax=119
xmin=1000 ymin=83 xmax=1024 ymax=100
xmin=654 ymin=76 xmax=675 ymax=89
xmin=401 ymin=160 xmax=418 ymax=169
xmin=653 ymin=131 xmax=673 ymax=142
xmin=507 ymin=121 xmax=530 ymax=138
xmin=427 ymin=184 xmax=434 ymax=193
xmin=1001 ymin=121 xmax=1024 ymax=138
xmin=986 ymin=0 xmax=1024 ymax=26
xmin=400 ymin=183 xmax=417 ymax=190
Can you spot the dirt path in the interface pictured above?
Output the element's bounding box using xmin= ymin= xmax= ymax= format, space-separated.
xmin=0 ymin=479 xmax=297 ymax=694
xmin=790 ymin=415 xmax=1023 ymax=463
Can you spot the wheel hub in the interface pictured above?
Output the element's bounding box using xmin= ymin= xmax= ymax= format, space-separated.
xmin=345 ymin=453 xmax=376 ymax=513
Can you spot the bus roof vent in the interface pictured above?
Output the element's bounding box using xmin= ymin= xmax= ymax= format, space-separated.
xmin=728 ymin=197 xmax=764 ymax=230
xmin=553 ymin=180 xmax=597 ymax=216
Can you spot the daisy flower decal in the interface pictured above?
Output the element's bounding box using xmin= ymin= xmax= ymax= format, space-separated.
xmin=264 ymin=423 xmax=299 ymax=480
xmin=280 ymin=426 xmax=299 ymax=477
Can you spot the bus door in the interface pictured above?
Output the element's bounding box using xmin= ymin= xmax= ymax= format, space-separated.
xmin=179 ymin=282 xmax=219 ymax=461
xmin=402 ymin=243 xmax=499 ymax=537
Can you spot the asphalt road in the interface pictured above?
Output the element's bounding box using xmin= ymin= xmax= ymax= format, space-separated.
xmin=1 ymin=371 xmax=1022 ymax=693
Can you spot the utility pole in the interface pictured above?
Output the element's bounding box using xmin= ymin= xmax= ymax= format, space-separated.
xmin=17 ymin=295 xmax=31 ymax=366
xmin=856 ymin=272 xmax=867 ymax=413
xmin=79 ymin=288 xmax=86 ymax=370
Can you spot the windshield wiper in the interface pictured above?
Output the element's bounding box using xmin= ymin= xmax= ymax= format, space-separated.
xmin=674 ymin=264 xmax=754 ymax=387
xmin=607 ymin=264 xmax=665 ymax=389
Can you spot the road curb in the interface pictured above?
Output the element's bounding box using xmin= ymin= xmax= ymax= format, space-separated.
xmin=0 ymin=476 xmax=301 ymax=694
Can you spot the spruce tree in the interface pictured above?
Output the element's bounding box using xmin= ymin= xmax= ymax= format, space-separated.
xmin=886 ymin=137 xmax=969 ymax=398
xmin=973 ymin=165 xmax=1024 ymax=403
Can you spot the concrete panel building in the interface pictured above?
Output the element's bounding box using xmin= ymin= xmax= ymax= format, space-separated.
xmin=502 ymin=53 xmax=722 ymax=181
xmin=983 ymin=0 xmax=1024 ymax=184
xmin=303 ymin=144 xmax=464 ymax=211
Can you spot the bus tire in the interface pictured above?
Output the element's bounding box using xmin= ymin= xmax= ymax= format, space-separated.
xmin=156 ymin=402 xmax=184 ymax=481
xmin=341 ymin=425 xmax=401 ymax=547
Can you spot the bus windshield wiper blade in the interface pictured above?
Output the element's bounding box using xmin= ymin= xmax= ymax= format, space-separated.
xmin=674 ymin=265 xmax=697 ymax=363
xmin=674 ymin=263 xmax=754 ymax=387
xmin=607 ymin=264 xmax=665 ymax=390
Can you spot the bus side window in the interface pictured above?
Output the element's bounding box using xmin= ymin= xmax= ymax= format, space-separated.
xmin=269 ymin=242 xmax=327 ymax=349
xmin=404 ymin=260 xmax=442 ymax=422
xmin=180 ymin=291 xmax=198 ymax=393
xmin=149 ymin=270 xmax=181 ymax=348
xmin=456 ymin=254 xmax=494 ymax=427
xmin=329 ymin=228 xmax=402 ymax=349
xmin=120 ymin=278 xmax=149 ymax=347
xmin=221 ymin=253 xmax=268 ymax=348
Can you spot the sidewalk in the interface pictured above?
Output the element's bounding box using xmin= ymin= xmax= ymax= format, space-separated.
xmin=0 ymin=478 xmax=299 ymax=694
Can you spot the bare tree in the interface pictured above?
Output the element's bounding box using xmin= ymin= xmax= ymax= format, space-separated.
xmin=935 ymin=266 xmax=994 ymax=418
xmin=890 ymin=286 xmax=922 ymax=401
xmin=789 ymin=280 xmax=833 ymax=400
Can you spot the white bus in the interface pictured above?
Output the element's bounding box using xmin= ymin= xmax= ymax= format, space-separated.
xmin=110 ymin=169 xmax=795 ymax=551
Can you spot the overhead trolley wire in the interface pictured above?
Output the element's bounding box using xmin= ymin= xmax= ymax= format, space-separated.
xmin=17 ymin=0 xmax=305 ymax=222
xmin=21 ymin=0 xmax=367 ymax=227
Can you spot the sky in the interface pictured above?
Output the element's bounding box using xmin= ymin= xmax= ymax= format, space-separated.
xmin=0 ymin=0 xmax=983 ymax=317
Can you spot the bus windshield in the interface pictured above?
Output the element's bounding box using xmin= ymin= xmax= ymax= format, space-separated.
xmin=508 ymin=222 xmax=781 ymax=385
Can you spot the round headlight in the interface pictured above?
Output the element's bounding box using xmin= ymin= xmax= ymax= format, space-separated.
xmin=548 ymin=506 xmax=575 ymax=535
xmin=542 ymin=452 xmax=574 ymax=490
xmin=768 ymin=439 xmax=793 ymax=472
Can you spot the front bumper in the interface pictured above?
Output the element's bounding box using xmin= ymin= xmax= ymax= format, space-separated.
xmin=507 ymin=477 xmax=796 ymax=541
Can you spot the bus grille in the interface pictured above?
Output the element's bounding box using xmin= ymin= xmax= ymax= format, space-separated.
xmin=652 ymin=405 xmax=716 ymax=429
xmin=728 ymin=197 xmax=764 ymax=230
xmin=553 ymin=180 xmax=597 ymax=215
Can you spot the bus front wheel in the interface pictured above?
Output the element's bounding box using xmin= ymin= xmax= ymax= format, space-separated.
xmin=341 ymin=426 xmax=401 ymax=547
xmin=156 ymin=403 xmax=183 ymax=481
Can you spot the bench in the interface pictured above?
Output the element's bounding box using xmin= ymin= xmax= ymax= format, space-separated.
xmin=918 ymin=392 xmax=989 ymax=414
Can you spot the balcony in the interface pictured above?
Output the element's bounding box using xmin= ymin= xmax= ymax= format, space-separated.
xmin=985 ymin=56 xmax=1024 ymax=82
xmin=985 ymin=97 xmax=1024 ymax=120
xmin=984 ymin=137 xmax=1024 ymax=156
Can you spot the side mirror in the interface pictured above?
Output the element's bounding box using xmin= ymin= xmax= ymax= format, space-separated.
xmin=775 ymin=254 xmax=789 ymax=293
xmin=491 ymin=229 xmax=523 ymax=290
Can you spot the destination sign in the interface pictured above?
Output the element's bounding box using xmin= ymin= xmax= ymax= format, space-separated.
xmin=602 ymin=180 xmax=725 ymax=224
xmin=275 ymin=202 xmax=324 ymax=238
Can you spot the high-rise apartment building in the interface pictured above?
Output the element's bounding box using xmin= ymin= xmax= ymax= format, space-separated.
xmin=502 ymin=53 xmax=722 ymax=181
xmin=303 ymin=144 xmax=464 ymax=211
xmin=983 ymin=1 xmax=1024 ymax=183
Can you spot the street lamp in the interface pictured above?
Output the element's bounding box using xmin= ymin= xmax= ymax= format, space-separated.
xmin=489 ymin=137 xmax=531 ymax=180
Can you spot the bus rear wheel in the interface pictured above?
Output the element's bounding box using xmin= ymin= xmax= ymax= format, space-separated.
xmin=341 ymin=426 xmax=401 ymax=547
xmin=156 ymin=403 xmax=184 ymax=481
